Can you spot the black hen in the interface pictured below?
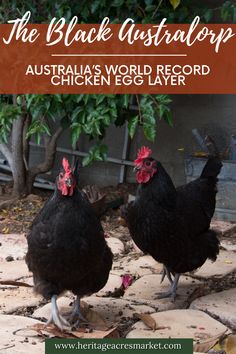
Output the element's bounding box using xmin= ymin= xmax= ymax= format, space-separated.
xmin=122 ymin=146 xmax=222 ymax=299
xmin=26 ymin=158 xmax=113 ymax=329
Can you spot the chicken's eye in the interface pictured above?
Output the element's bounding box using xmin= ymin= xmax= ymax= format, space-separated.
xmin=145 ymin=161 xmax=151 ymax=167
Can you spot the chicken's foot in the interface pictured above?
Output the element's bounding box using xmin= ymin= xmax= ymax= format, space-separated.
xmin=160 ymin=266 xmax=173 ymax=285
xmin=156 ymin=273 xmax=180 ymax=301
xmin=46 ymin=295 xmax=70 ymax=331
xmin=69 ymin=296 xmax=88 ymax=328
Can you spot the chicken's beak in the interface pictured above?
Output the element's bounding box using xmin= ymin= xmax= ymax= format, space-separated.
xmin=133 ymin=166 xmax=140 ymax=173
xmin=65 ymin=178 xmax=72 ymax=187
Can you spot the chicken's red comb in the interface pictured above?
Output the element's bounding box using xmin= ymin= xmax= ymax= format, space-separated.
xmin=62 ymin=158 xmax=71 ymax=173
xmin=134 ymin=146 xmax=152 ymax=166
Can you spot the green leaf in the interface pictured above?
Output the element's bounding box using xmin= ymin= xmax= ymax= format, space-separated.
xmin=82 ymin=144 xmax=108 ymax=166
xmin=122 ymin=94 xmax=130 ymax=109
xmin=203 ymin=9 xmax=213 ymax=23
xmin=96 ymin=95 xmax=106 ymax=105
xmin=82 ymin=154 xmax=93 ymax=167
xmin=145 ymin=0 xmax=154 ymax=5
xmin=54 ymin=94 xmax=63 ymax=103
xmin=94 ymin=120 xmax=102 ymax=136
xmin=143 ymin=113 xmax=155 ymax=125
xmin=159 ymin=104 xmax=166 ymax=118
xmin=71 ymin=124 xmax=82 ymax=148
xmin=83 ymin=95 xmax=90 ymax=105
xmin=75 ymin=94 xmax=84 ymax=104
xmin=71 ymin=106 xmax=84 ymax=121
xmin=35 ymin=132 xmax=41 ymax=145
xmin=2 ymin=130 xmax=7 ymax=144
xmin=169 ymin=0 xmax=181 ymax=10
xmin=45 ymin=100 xmax=50 ymax=111
xmin=109 ymin=108 xmax=117 ymax=119
xmin=99 ymin=144 xmax=108 ymax=155
xmin=103 ymin=114 xmax=111 ymax=125
xmin=16 ymin=95 xmax=22 ymax=105
xmin=42 ymin=123 xmax=51 ymax=136
xmin=143 ymin=123 xmax=156 ymax=142
xmin=111 ymin=0 xmax=124 ymax=7
xmin=145 ymin=5 xmax=156 ymax=13
xmin=128 ymin=116 xmax=139 ymax=138
xmin=25 ymin=94 xmax=35 ymax=109
xmin=0 ymin=103 xmax=21 ymax=143
xmin=31 ymin=104 xmax=44 ymax=120
xmin=155 ymin=94 xmax=172 ymax=104
xmin=91 ymin=0 xmax=101 ymax=14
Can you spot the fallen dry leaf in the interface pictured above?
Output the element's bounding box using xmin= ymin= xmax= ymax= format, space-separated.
xmin=27 ymin=323 xmax=72 ymax=338
xmin=133 ymin=313 xmax=157 ymax=331
xmin=212 ymin=334 xmax=236 ymax=353
xmin=192 ymin=152 xmax=209 ymax=157
xmin=2 ymin=227 xmax=9 ymax=234
xmin=24 ymin=323 xmax=118 ymax=339
xmin=226 ymin=335 xmax=236 ymax=354
xmin=194 ymin=330 xmax=228 ymax=353
xmin=0 ymin=280 xmax=33 ymax=287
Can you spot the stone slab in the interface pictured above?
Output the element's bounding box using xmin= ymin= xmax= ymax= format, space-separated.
xmin=126 ymin=309 xmax=230 ymax=340
xmin=0 ymin=234 xmax=27 ymax=262
xmin=0 ymin=315 xmax=44 ymax=354
xmin=103 ymin=225 xmax=129 ymax=240
xmin=0 ymin=261 xmax=30 ymax=281
xmin=96 ymin=273 xmax=123 ymax=297
xmin=106 ymin=237 xmax=125 ymax=255
xmin=113 ymin=255 xmax=162 ymax=277
xmin=190 ymin=288 xmax=236 ymax=330
xmin=124 ymin=274 xmax=202 ymax=311
xmin=221 ymin=240 xmax=236 ymax=252
xmin=0 ymin=287 xmax=42 ymax=314
xmin=211 ymin=220 xmax=236 ymax=238
xmin=191 ymin=250 xmax=236 ymax=279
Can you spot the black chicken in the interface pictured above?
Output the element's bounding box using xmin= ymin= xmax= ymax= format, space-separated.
xmin=122 ymin=146 xmax=222 ymax=300
xmin=26 ymin=158 xmax=113 ymax=329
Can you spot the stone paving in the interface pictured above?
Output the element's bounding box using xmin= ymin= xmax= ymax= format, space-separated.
xmin=0 ymin=220 xmax=236 ymax=353
xmin=126 ymin=309 xmax=230 ymax=339
xmin=190 ymin=288 xmax=236 ymax=330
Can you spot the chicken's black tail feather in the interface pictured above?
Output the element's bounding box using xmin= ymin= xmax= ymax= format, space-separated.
xmin=200 ymin=156 xmax=222 ymax=182
xmin=204 ymin=229 xmax=220 ymax=262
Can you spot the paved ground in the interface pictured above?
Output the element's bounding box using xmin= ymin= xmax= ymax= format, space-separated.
xmin=0 ymin=220 xmax=236 ymax=353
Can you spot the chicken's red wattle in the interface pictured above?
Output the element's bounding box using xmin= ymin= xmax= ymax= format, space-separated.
xmin=136 ymin=170 xmax=151 ymax=184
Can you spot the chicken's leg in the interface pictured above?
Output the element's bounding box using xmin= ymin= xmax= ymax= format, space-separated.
xmin=160 ymin=266 xmax=173 ymax=285
xmin=69 ymin=296 xmax=87 ymax=327
xmin=46 ymin=295 xmax=70 ymax=331
xmin=156 ymin=273 xmax=180 ymax=301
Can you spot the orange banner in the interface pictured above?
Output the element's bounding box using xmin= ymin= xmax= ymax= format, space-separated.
xmin=0 ymin=16 xmax=236 ymax=93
